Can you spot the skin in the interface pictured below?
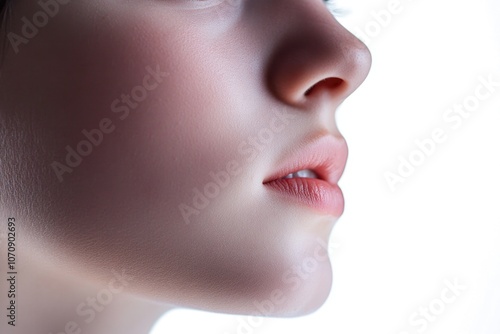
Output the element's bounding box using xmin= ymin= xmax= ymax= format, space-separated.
xmin=0 ymin=0 xmax=371 ymax=333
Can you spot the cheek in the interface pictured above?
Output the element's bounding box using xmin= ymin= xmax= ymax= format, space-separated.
xmin=5 ymin=7 xmax=259 ymax=276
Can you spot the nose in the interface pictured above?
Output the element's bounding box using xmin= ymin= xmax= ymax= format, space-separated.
xmin=264 ymin=0 xmax=372 ymax=108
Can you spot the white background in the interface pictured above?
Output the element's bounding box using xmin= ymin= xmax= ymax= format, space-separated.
xmin=151 ymin=0 xmax=500 ymax=333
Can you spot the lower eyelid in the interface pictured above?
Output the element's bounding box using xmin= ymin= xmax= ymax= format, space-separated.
xmin=163 ymin=0 xmax=228 ymax=10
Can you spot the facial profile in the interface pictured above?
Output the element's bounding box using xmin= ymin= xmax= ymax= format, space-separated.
xmin=0 ymin=0 xmax=371 ymax=331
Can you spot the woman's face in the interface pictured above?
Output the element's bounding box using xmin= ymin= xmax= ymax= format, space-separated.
xmin=1 ymin=0 xmax=370 ymax=316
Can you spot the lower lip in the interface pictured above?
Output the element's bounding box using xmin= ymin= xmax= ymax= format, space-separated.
xmin=263 ymin=178 xmax=344 ymax=217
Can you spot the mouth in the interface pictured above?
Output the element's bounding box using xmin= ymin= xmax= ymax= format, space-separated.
xmin=263 ymin=135 xmax=347 ymax=217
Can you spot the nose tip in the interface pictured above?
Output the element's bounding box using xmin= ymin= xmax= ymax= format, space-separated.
xmin=266 ymin=7 xmax=372 ymax=108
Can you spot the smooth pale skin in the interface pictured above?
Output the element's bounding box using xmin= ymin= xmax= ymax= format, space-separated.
xmin=0 ymin=0 xmax=371 ymax=333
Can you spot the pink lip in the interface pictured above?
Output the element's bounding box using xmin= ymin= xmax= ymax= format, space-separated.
xmin=263 ymin=135 xmax=348 ymax=217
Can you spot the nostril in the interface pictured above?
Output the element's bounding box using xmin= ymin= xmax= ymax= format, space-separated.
xmin=305 ymin=77 xmax=344 ymax=96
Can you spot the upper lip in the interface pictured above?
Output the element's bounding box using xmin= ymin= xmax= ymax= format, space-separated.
xmin=263 ymin=134 xmax=348 ymax=186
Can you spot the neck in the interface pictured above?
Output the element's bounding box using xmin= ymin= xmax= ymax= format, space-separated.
xmin=3 ymin=248 xmax=174 ymax=334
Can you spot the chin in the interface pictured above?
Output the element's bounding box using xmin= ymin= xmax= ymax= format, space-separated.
xmin=269 ymin=262 xmax=333 ymax=317
xmin=145 ymin=254 xmax=334 ymax=318
xmin=213 ymin=259 xmax=334 ymax=318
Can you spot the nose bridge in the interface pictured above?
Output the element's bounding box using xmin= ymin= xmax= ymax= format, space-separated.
xmin=259 ymin=0 xmax=372 ymax=106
